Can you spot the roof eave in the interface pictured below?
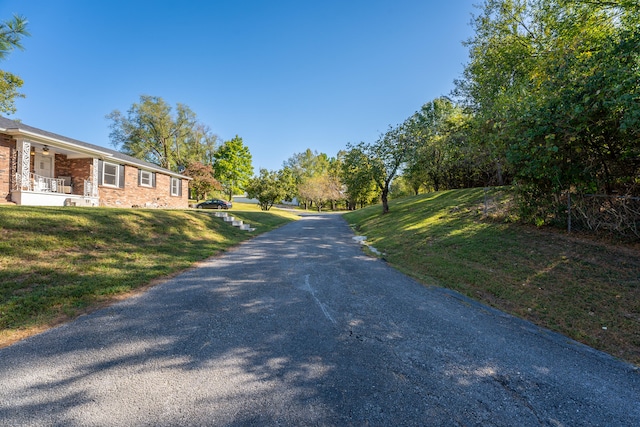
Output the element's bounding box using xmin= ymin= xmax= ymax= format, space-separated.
xmin=3 ymin=127 xmax=115 ymax=159
xmin=3 ymin=127 xmax=191 ymax=180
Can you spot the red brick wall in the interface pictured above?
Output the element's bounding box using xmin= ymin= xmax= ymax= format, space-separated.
xmin=0 ymin=132 xmax=189 ymax=208
xmin=0 ymin=134 xmax=14 ymax=202
xmin=99 ymin=164 xmax=188 ymax=208
xmin=54 ymin=154 xmax=72 ymax=177
xmin=69 ymin=158 xmax=93 ymax=196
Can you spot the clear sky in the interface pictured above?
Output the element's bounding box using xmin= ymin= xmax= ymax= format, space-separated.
xmin=0 ymin=0 xmax=476 ymax=173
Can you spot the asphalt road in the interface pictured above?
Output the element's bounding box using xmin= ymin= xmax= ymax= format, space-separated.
xmin=1 ymin=213 xmax=638 ymax=426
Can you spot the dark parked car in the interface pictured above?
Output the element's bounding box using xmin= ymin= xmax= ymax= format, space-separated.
xmin=195 ymin=199 xmax=232 ymax=209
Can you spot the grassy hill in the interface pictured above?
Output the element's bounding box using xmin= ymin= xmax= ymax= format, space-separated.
xmin=344 ymin=188 xmax=640 ymax=366
xmin=0 ymin=204 xmax=298 ymax=347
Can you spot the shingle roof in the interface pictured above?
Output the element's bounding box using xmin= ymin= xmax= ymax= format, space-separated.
xmin=0 ymin=116 xmax=190 ymax=179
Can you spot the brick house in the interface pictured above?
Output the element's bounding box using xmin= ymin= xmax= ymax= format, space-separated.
xmin=0 ymin=116 xmax=190 ymax=208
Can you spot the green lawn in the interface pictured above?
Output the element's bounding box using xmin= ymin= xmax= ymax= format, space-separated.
xmin=0 ymin=205 xmax=298 ymax=346
xmin=344 ymin=188 xmax=640 ymax=366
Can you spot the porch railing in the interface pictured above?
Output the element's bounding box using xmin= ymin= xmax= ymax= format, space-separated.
xmin=14 ymin=173 xmax=66 ymax=194
xmin=84 ymin=180 xmax=93 ymax=197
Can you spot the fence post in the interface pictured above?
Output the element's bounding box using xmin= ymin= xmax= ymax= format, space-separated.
xmin=567 ymin=190 xmax=572 ymax=234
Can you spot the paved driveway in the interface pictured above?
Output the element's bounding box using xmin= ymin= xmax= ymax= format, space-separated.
xmin=1 ymin=213 xmax=638 ymax=426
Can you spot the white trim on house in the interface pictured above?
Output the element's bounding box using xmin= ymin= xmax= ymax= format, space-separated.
xmin=139 ymin=170 xmax=153 ymax=187
xmin=102 ymin=161 xmax=120 ymax=187
xmin=1 ymin=116 xmax=191 ymax=207
xmin=170 ymin=177 xmax=181 ymax=196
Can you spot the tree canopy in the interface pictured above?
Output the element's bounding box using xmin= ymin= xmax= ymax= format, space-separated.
xmin=283 ymin=149 xmax=333 ymax=209
xmin=0 ymin=14 xmax=29 ymax=115
xmin=346 ymin=123 xmax=418 ymax=214
xmin=213 ymin=135 xmax=253 ymax=201
xmin=245 ymin=168 xmax=289 ymax=211
xmin=340 ymin=146 xmax=379 ymax=210
xmin=454 ymin=0 xmax=640 ymax=221
xmin=184 ymin=161 xmax=221 ymax=202
xmin=106 ymin=95 xmax=209 ymax=171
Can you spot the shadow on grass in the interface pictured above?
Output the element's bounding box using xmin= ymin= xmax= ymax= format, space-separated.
xmin=0 ymin=206 xmax=295 ymax=339
xmin=344 ymin=188 xmax=640 ymax=365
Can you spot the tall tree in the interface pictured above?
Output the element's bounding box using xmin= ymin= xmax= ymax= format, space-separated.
xmin=213 ymin=135 xmax=253 ymax=201
xmin=181 ymin=123 xmax=219 ymax=167
xmin=347 ymin=123 xmax=417 ymax=214
xmin=375 ymin=125 xmax=418 ymax=214
xmin=0 ymin=14 xmax=29 ymax=114
xmin=106 ymin=96 xmax=198 ymax=171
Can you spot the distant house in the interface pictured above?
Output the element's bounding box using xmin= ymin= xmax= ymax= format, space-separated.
xmin=0 ymin=116 xmax=190 ymax=208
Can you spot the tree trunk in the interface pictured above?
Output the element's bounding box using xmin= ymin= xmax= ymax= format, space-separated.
xmin=495 ymin=160 xmax=504 ymax=186
xmin=381 ymin=187 xmax=390 ymax=214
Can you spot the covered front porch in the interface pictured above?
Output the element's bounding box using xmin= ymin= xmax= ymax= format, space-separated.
xmin=12 ymin=172 xmax=98 ymax=206
xmin=11 ymin=138 xmax=100 ymax=207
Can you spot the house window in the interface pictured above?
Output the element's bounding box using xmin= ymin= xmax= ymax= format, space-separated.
xmin=171 ymin=177 xmax=181 ymax=196
xmin=103 ymin=162 xmax=119 ymax=187
xmin=139 ymin=170 xmax=154 ymax=187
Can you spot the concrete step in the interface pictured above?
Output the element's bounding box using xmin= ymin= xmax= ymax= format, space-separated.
xmin=213 ymin=213 xmax=254 ymax=231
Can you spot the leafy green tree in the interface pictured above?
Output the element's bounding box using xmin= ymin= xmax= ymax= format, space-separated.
xmin=0 ymin=70 xmax=24 ymax=115
xmin=181 ymin=123 xmax=219 ymax=167
xmin=283 ymin=149 xmax=331 ymax=209
xmin=284 ymin=149 xmax=330 ymax=182
xmin=373 ymin=125 xmax=418 ymax=214
xmin=278 ymin=166 xmax=298 ymax=202
xmin=405 ymin=98 xmax=457 ymax=192
xmin=245 ymin=168 xmax=287 ymax=211
xmin=347 ymin=123 xmax=417 ymax=214
xmin=456 ymin=0 xmax=640 ymax=223
xmin=389 ymin=175 xmax=415 ymax=199
xmin=213 ymin=135 xmax=253 ymax=201
xmin=107 ymin=96 xmax=198 ymax=170
xmin=514 ymin=0 xmax=640 ymax=197
xmin=327 ymin=155 xmax=346 ymax=210
xmin=408 ymin=98 xmax=492 ymax=191
xmin=0 ymin=14 xmax=29 ymax=114
xmin=185 ymin=161 xmax=221 ymax=201
xmin=340 ymin=146 xmax=378 ymax=210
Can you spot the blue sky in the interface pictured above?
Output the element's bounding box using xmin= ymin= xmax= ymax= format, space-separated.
xmin=0 ymin=0 xmax=476 ymax=173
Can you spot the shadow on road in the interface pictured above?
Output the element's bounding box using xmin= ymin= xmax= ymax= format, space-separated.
xmin=1 ymin=215 xmax=639 ymax=426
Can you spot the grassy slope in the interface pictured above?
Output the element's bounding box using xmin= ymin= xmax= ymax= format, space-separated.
xmin=344 ymin=188 xmax=640 ymax=365
xmin=0 ymin=204 xmax=298 ymax=346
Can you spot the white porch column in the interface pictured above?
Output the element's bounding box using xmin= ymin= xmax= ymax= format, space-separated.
xmin=15 ymin=138 xmax=31 ymax=190
xmin=92 ymin=158 xmax=99 ymax=197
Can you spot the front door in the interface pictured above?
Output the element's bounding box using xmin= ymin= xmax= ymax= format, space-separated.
xmin=34 ymin=153 xmax=53 ymax=178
